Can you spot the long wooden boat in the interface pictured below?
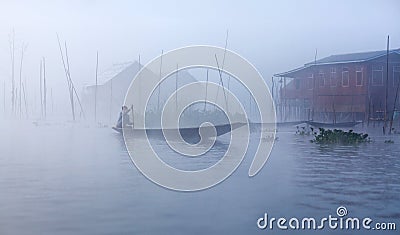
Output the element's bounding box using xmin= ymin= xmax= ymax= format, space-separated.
xmin=112 ymin=122 xmax=246 ymax=138
xmin=306 ymin=121 xmax=362 ymax=128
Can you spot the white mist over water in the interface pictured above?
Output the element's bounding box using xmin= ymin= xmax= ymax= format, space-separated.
xmin=0 ymin=1 xmax=399 ymax=234
xmin=0 ymin=0 xmax=399 ymax=121
xmin=0 ymin=121 xmax=399 ymax=234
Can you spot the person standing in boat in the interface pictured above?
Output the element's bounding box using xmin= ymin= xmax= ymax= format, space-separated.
xmin=116 ymin=105 xmax=133 ymax=128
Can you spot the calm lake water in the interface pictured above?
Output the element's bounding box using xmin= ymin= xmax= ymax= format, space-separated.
xmin=0 ymin=121 xmax=399 ymax=234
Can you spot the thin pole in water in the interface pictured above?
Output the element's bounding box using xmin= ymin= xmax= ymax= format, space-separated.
xmin=22 ymin=82 xmax=28 ymax=119
xmin=221 ymin=30 xmax=229 ymax=71
xmin=138 ymin=54 xmax=141 ymax=111
xmin=51 ymin=88 xmax=54 ymax=115
xmin=271 ymin=76 xmax=275 ymax=101
xmin=19 ymin=43 xmax=26 ymax=118
xmin=389 ymin=71 xmax=400 ymax=134
xmin=138 ymin=54 xmax=141 ymax=70
xmin=204 ymin=69 xmax=209 ymax=111
xmin=175 ymin=64 xmax=178 ymax=113
xmin=312 ymin=48 xmax=317 ymax=121
xmin=57 ymin=34 xmax=75 ymax=121
xmin=3 ymin=81 xmax=6 ymax=116
xmin=95 ymin=51 xmax=99 ymax=122
xmin=214 ymin=30 xmax=229 ymax=110
xmin=43 ymin=57 xmax=47 ymax=119
xmin=39 ymin=60 xmax=43 ymax=118
xmin=9 ymin=30 xmax=15 ymax=116
xmin=64 ymin=39 xmax=85 ymax=120
xmin=64 ymin=41 xmax=75 ymax=120
xmin=249 ymin=91 xmax=252 ymax=118
xmin=384 ymin=35 xmax=389 ymax=134
xmin=214 ymin=54 xmax=229 ymax=112
xmin=109 ymin=79 xmax=113 ymax=125
xmin=157 ymin=50 xmax=163 ymax=113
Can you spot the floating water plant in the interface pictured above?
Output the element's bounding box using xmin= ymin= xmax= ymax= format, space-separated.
xmin=295 ymin=126 xmax=312 ymax=136
xmin=311 ymin=128 xmax=370 ymax=144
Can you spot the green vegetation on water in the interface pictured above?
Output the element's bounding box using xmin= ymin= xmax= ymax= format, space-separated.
xmin=310 ymin=128 xmax=370 ymax=144
xmin=295 ymin=126 xmax=313 ymax=136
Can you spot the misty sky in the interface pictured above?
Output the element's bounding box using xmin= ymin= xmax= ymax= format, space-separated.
xmin=0 ymin=0 xmax=399 ymax=109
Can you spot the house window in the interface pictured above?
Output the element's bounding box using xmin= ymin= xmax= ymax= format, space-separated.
xmin=393 ymin=66 xmax=400 ymax=87
xmin=319 ymin=71 xmax=325 ymax=87
xmin=307 ymin=73 xmax=314 ymax=90
xmin=356 ymin=66 xmax=363 ymax=86
xmin=295 ymin=79 xmax=300 ymax=90
xmin=342 ymin=67 xmax=349 ymax=87
xmin=330 ymin=68 xmax=337 ymax=87
xmin=372 ymin=65 xmax=383 ymax=86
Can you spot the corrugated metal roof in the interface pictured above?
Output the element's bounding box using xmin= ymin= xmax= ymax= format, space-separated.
xmin=274 ymin=48 xmax=400 ymax=77
xmin=98 ymin=61 xmax=135 ymax=84
xmin=274 ymin=66 xmax=306 ymax=77
xmin=305 ymin=48 xmax=400 ymax=66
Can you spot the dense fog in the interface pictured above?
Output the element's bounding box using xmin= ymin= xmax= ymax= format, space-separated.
xmin=0 ymin=0 xmax=399 ymax=122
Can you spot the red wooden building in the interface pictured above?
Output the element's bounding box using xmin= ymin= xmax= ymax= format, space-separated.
xmin=274 ymin=49 xmax=400 ymax=123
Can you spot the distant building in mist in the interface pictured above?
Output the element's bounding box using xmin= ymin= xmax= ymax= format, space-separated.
xmin=82 ymin=61 xmax=141 ymax=124
xmin=81 ymin=61 xmax=200 ymax=125
xmin=274 ymin=48 xmax=400 ymax=123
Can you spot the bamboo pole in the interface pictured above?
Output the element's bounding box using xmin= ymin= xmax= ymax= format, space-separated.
xmin=57 ymin=34 xmax=85 ymax=120
xmin=19 ymin=43 xmax=26 ymax=118
xmin=249 ymin=92 xmax=252 ymax=119
xmin=22 ymin=82 xmax=28 ymax=118
xmin=43 ymin=57 xmax=47 ymax=118
xmin=351 ymin=94 xmax=354 ymax=122
xmin=271 ymin=77 xmax=275 ymax=101
xmin=312 ymin=49 xmax=317 ymax=121
xmin=332 ymin=99 xmax=336 ymax=124
xmin=214 ymin=30 xmax=229 ymax=110
xmin=109 ymin=79 xmax=113 ymax=124
xmin=214 ymin=54 xmax=229 ymax=112
xmin=95 ymin=51 xmax=98 ymax=122
xmin=138 ymin=54 xmax=141 ymax=70
xmin=384 ymin=35 xmax=389 ymax=134
xmin=39 ymin=60 xmax=43 ymax=118
xmin=280 ymin=77 xmax=283 ymax=121
xmin=51 ymin=88 xmax=54 ymax=115
xmin=204 ymin=69 xmax=209 ymax=111
xmin=64 ymin=41 xmax=76 ymax=120
xmin=221 ymin=30 xmax=228 ymax=71
xmin=65 ymin=41 xmax=83 ymax=118
xmin=157 ymin=50 xmax=163 ymax=112
xmin=175 ymin=64 xmax=178 ymax=113
xmin=9 ymin=30 xmax=15 ymax=116
xmin=284 ymin=77 xmax=287 ymax=121
xmin=3 ymin=81 xmax=5 ymax=116
xmin=367 ymin=97 xmax=371 ymax=127
xmin=57 ymin=34 xmax=75 ymax=121
xmin=138 ymin=54 xmax=142 ymax=115
xmin=389 ymin=77 xmax=400 ymax=134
